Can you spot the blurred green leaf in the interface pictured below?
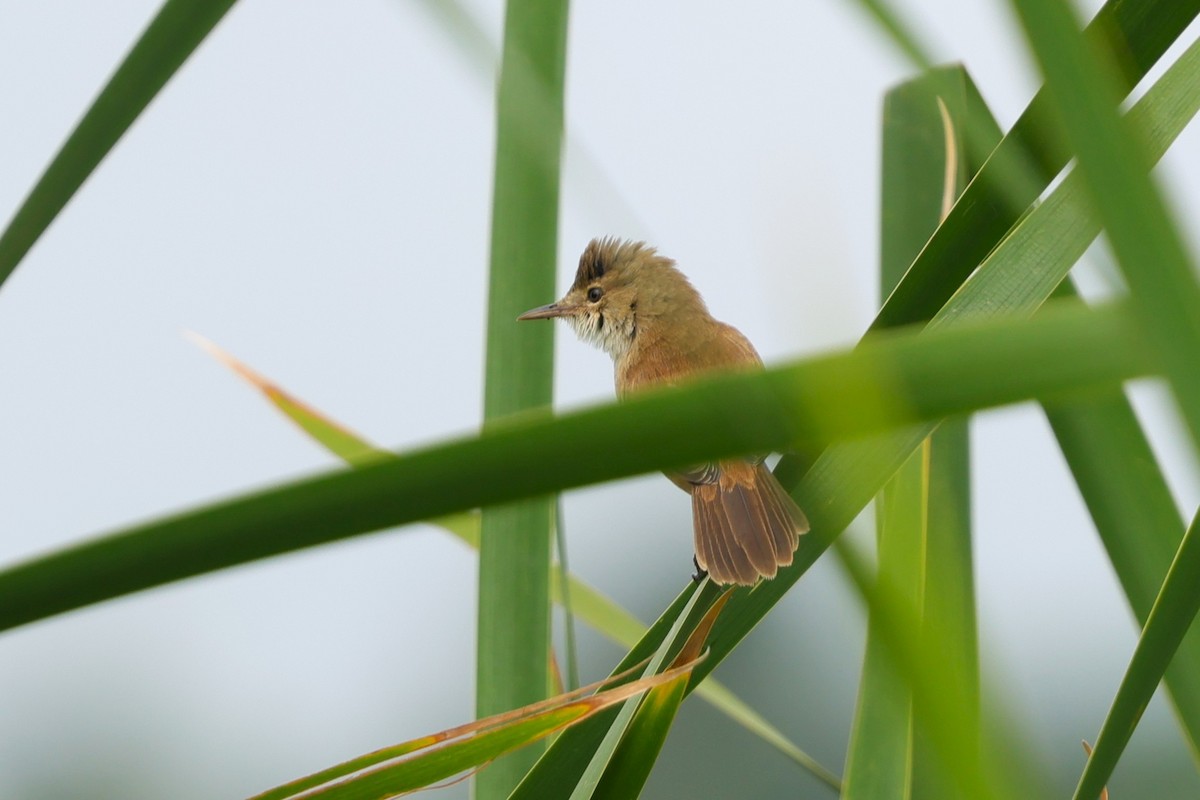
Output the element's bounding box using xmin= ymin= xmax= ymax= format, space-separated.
xmin=555 ymin=499 xmax=581 ymax=692
xmin=0 ymin=301 xmax=1154 ymax=634
xmin=845 ymin=0 xmax=937 ymax=70
xmin=832 ymin=531 xmax=1041 ymax=799
xmin=0 ymin=0 xmax=238 ymax=290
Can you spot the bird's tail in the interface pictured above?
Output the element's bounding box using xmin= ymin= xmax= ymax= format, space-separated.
xmin=691 ymin=462 xmax=809 ymax=585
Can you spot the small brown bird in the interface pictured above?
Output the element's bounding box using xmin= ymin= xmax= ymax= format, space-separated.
xmin=518 ymin=237 xmax=808 ymax=585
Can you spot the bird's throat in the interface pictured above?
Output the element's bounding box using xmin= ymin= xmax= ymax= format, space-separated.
xmin=567 ymin=309 xmax=636 ymax=362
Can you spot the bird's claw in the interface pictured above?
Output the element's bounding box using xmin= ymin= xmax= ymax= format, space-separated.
xmin=691 ymin=554 xmax=708 ymax=583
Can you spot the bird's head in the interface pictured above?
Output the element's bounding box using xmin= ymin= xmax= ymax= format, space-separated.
xmin=517 ymin=237 xmax=706 ymax=361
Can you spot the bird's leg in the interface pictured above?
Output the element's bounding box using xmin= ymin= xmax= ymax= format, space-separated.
xmin=691 ymin=554 xmax=708 ymax=583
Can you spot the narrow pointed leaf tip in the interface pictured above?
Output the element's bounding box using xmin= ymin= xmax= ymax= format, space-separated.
xmin=186 ymin=330 xmax=388 ymax=466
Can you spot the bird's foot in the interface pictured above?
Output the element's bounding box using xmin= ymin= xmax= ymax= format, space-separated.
xmin=691 ymin=555 xmax=708 ymax=583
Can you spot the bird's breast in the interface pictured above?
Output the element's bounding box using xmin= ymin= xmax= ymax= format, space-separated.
xmin=615 ymin=321 xmax=762 ymax=396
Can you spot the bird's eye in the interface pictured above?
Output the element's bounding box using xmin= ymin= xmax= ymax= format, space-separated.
xmin=587 ymin=286 xmax=603 ymax=302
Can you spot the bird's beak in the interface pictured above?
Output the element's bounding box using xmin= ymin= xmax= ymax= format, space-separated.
xmin=517 ymin=302 xmax=578 ymax=321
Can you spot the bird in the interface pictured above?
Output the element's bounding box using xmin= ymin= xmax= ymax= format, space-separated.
xmin=517 ymin=237 xmax=808 ymax=585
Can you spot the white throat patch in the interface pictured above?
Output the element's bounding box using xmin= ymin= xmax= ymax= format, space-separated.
xmin=567 ymin=308 xmax=635 ymax=362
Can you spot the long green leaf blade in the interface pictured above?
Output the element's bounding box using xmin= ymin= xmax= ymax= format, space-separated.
xmin=0 ymin=302 xmax=1154 ymax=633
xmin=0 ymin=0 xmax=238 ymax=290
xmin=845 ymin=445 xmax=923 ymax=798
xmin=477 ymin=0 xmax=570 ymax=794
xmin=909 ymin=81 xmax=984 ymax=800
xmin=845 ymin=67 xmax=984 ymax=799
xmin=846 ymin=66 xmax=960 ymax=799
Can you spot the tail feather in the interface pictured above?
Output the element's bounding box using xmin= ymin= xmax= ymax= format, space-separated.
xmin=761 ymin=467 xmax=808 ymax=564
xmin=692 ymin=487 xmax=744 ymax=583
xmin=725 ymin=482 xmax=782 ymax=577
xmin=691 ymin=462 xmax=808 ymax=586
